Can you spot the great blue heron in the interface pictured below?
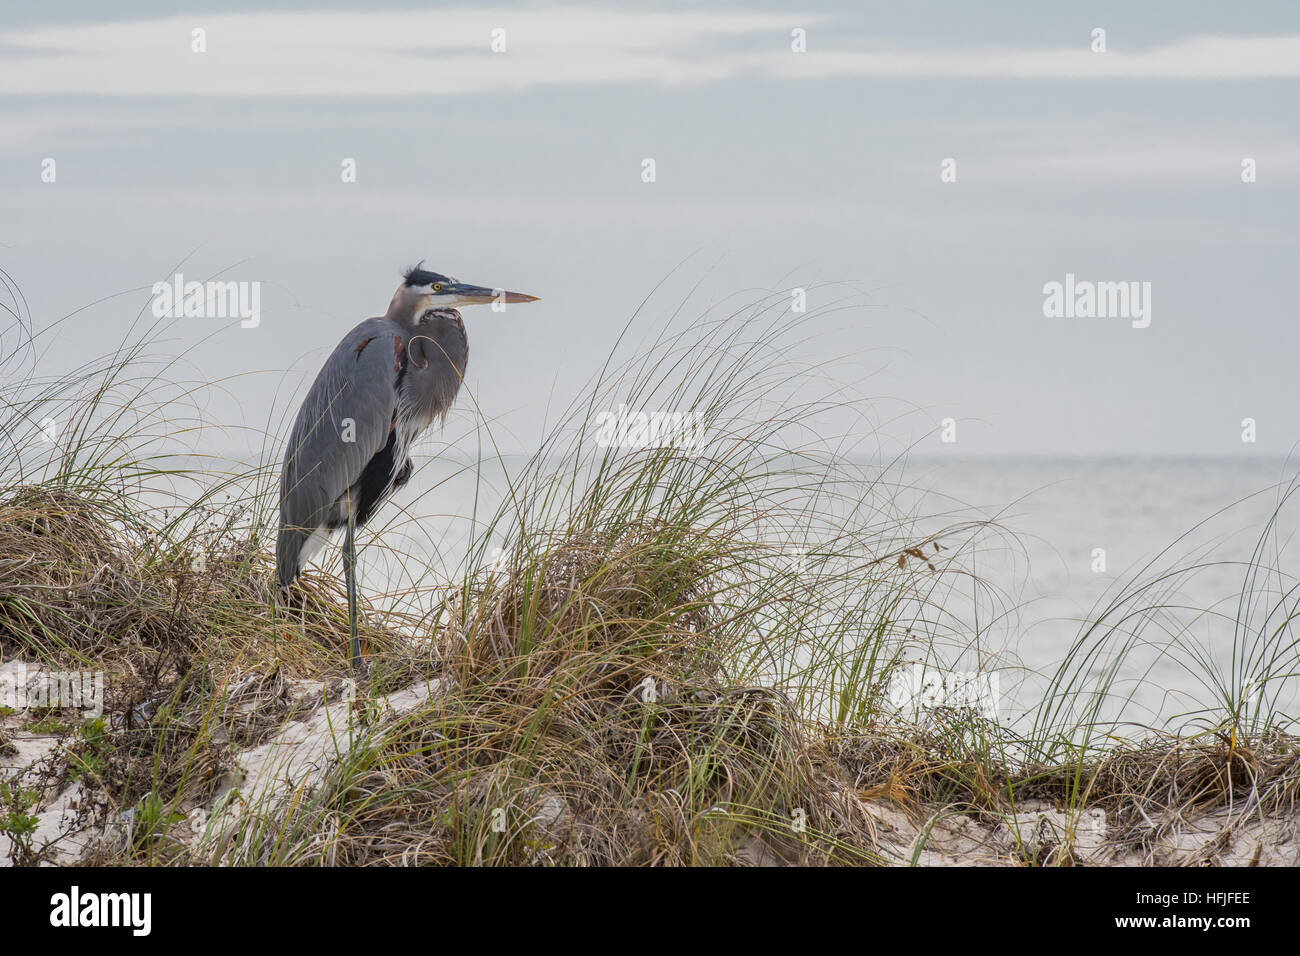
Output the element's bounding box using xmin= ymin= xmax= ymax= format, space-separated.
xmin=276 ymin=264 xmax=539 ymax=668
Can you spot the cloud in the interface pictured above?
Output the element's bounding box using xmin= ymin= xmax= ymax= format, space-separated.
xmin=0 ymin=8 xmax=799 ymax=97
xmin=774 ymin=34 xmax=1300 ymax=79
xmin=1 ymin=10 xmax=1298 ymax=102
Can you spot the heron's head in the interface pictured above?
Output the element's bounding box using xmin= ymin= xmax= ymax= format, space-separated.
xmin=388 ymin=263 xmax=539 ymax=324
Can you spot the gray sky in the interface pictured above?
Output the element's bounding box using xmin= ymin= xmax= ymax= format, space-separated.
xmin=2 ymin=1 xmax=1298 ymax=456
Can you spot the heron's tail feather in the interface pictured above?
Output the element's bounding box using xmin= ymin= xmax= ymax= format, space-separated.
xmin=276 ymin=523 xmax=307 ymax=589
xmin=277 ymin=521 xmax=333 ymax=587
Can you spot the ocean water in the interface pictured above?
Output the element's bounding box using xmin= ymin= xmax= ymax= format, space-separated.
xmin=900 ymin=455 xmax=1300 ymax=730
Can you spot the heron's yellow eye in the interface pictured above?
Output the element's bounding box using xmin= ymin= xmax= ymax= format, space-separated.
xmin=433 ymin=283 xmax=442 ymax=292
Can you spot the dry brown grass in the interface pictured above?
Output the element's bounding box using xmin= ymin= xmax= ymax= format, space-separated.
xmin=0 ymin=484 xmax=406 ymax=674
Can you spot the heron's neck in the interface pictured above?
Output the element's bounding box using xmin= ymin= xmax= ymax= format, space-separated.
xmin=385 ymin=284 xmax=433 ymax=322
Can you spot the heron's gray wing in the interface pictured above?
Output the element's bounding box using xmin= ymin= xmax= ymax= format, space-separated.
xmin=277 ymin=318 xmax=404 ymax=583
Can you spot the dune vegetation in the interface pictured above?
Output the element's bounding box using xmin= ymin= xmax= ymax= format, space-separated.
xmin=2 ymin=277 xmax=1298 ymax=866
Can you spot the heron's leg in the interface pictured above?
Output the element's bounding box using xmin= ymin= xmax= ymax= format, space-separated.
xmin=344 ymin=508 xmax=361 ymax=671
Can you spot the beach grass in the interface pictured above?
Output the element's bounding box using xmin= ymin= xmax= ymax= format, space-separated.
xmin=2 ymin=277 xmax=1298 ymax=866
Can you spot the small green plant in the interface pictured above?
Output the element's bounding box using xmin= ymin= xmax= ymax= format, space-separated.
xmin=67 ymin=717 xmax=109 ymax=782
xmin=129 ymin=792 xmax=187 ymax=860
xmin=0 ymin=781 xmax=41 ymax=865
xmin=26 ymin=715 xmax=71 ymax=735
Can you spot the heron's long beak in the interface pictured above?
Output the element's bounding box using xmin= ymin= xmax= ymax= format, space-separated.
xmin=446 ymin=282 xmax=539 ymax=305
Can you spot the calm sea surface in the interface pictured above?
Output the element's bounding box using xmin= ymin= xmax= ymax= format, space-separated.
xmin=901 ymin=455 xmax=1300 ymax=729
